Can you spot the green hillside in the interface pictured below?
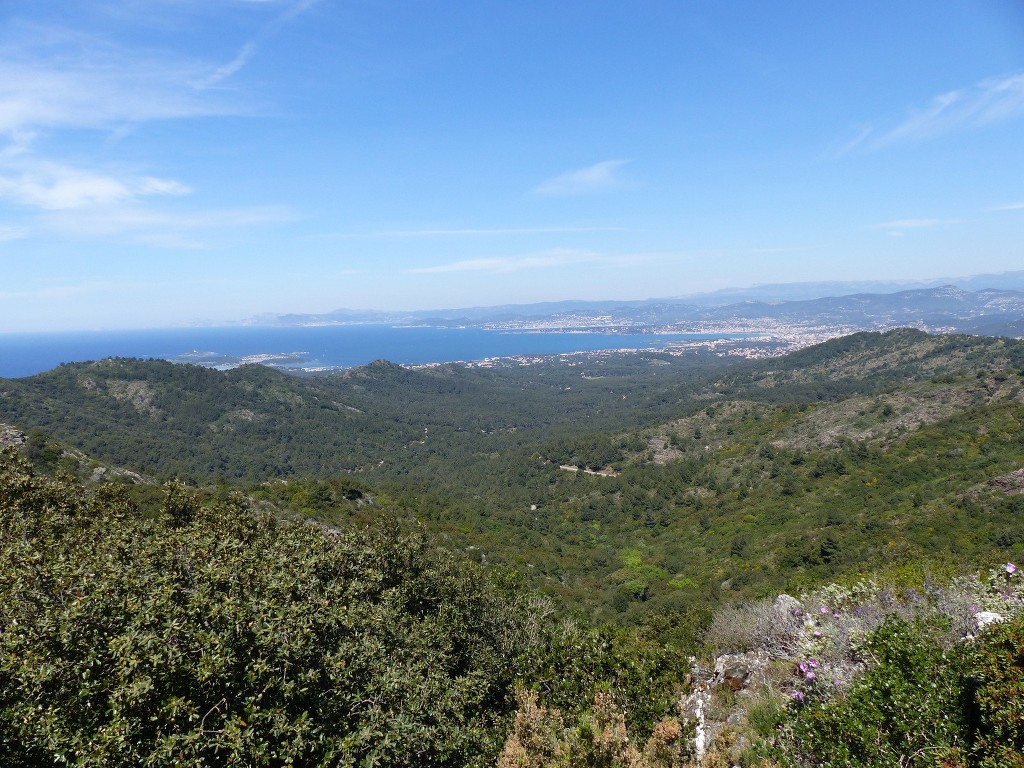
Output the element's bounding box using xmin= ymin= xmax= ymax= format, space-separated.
xmin=4 ymin=329 xmax=1024 ymax=766
xmin=3 ymin=329 xmax=1024 ymax=645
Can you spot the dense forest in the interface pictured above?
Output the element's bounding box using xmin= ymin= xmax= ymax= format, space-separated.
xmin=3 ymin=328 xmax=1024 ymax=765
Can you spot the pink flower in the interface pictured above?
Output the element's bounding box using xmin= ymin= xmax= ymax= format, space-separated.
xmin=808 ymin=659 xmax=819 ymax=669
xmin=805 ymin=671 xmax=816 ymax=681
xmin=813 ymin=630 xmax=822 ymax=638
xmin=832 ymin=612 xmax=841 ymax=619
xmin=820 ymin=606 xmax=828 ymax=615
xmin=1007 ymin=562 xmax=1018 ymax=575
xmin=791 ymin=691 xmax=805 ymax=702
xmin=798 ymin=662 xmax=808 ymax=673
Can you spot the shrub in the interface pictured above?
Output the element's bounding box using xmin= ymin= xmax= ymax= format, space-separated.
xmin=970 ymin=612 xmax=1024 ymax=766
xmin=0 ymin=451 xmax=529 ymax=767
xmin=703 ymin=598 xmax=803 ymax=657
xmin=497 ymin=689 xmax=693 ymax=768
xmin=786 ymin=616 xmax=970 ymax=767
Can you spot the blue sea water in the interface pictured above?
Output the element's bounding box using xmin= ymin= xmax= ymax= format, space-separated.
xmin=0 ymin=325 xmax=747 ymax=379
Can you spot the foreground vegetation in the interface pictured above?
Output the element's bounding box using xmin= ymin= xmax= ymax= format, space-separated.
xmin=5 ymin=449 xmax=1023 ymax=767
xmin=0 ymin=452 xmax=679 ymax=767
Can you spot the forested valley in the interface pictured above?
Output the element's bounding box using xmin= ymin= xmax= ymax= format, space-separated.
xmin=3 ymin=328 xmax=1024 ymax=766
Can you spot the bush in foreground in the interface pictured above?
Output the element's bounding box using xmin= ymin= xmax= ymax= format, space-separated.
xmin=0 ymin=451 xmax=529 ymax=767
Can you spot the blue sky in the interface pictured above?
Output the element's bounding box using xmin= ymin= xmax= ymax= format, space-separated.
xmin=1 ymin=0 xmax=1023 ymax=331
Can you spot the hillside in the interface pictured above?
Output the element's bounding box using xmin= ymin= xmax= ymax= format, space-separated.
xmin=4 ymin=329 xmax=1024 ymax=766
xmin=3 ymin=329 xmax=1024 ymax=646
xmin=0 ymin=352 xmax=723 ymax=480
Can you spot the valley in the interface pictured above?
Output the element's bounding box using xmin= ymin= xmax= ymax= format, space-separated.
xmin=4 ymin=327 xmax=1024 ymax=765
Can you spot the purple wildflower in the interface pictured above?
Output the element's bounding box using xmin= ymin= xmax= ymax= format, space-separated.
xmin=798 ymin=662 xmax=808 ymax=674
xmin=791 ymin=691 xmax=805 ymax=702
xmin=1007 ymin=562 xmax=1018 ymax=575
xmin=820 ymin=606 xmax=828 ymax=615
xmin=813 ymin=630 xmax=822 ymax=638
xmin=808 ymin=658 xmax=819 ymax=669
xmin=805 ymin=671 xmax=816 ymax=681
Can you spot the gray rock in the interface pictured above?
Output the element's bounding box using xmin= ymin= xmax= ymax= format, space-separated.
xmin=774 ymin=593 xmax=802 ymax=616
xmin=0 ymin=426 xmax=26 ymax=447
xmin=714 ymin=650 xmax=770 ymax=692
xmin=974 ymin=610 xmax=1004 ymax=630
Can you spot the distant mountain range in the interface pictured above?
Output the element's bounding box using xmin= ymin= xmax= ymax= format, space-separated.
xmin=251 ymin=271 xmax=1024 ymax=338
xmin=671 ymin=270 xmax=1024 ymax=305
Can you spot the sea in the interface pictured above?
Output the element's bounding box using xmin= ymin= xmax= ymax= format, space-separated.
xmin=0 ymin=325 xmax=749 ymax=379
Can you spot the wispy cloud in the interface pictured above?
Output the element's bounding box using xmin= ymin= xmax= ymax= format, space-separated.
xmin=43 ymin=204 xmax=296 ymax=247
xmin=534 ymin=160 xmax=629 ymax=196
xmin=197 ymin=0 xmax=320 ymax=88
xmin=409 ymin=249 xmax=659 ymax=275
xmin=0 ymin=2 xmax=318 ymax=133
xmin=0 ymin=225 xmax=27 ymax=242
xmin=410 ymin=249 xmax=594 ymax=274
xmin=0 ymin=35 xmax=235 ymax=136
xmin=871 ymin=218 xmax=945 ymax=230
xmin=843 ymin=72 xmax=1024 ymax=153
xmin=991 ymin=201 xmax=1024 ymax=211
xmin=346 ymin=225 xmax=625 ymax=238
xmin=870 ymin=218 xmax=954 ymax=237
xmin=747 ymin=245 xmax=822 ymax=255
xmin=0 ymin=159 xmax=190 ymax=210
xmin=0 ymin=7 xmax=310 ymax=246
xmin=0 ymin=279 xmax=142 ymax=301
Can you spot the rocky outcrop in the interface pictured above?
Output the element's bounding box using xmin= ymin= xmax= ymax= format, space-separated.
xmin=0 ymin=425 xmax=26 ymax=447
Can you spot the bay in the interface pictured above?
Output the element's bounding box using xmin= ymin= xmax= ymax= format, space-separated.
xmin=0 ymin=325 xmax=748 ymax=379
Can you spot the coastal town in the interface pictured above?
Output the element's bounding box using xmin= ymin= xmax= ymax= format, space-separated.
xmin=455 ymin=318 xmax=895 ymax=370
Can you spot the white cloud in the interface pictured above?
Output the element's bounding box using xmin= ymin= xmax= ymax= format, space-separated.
xmin=871 ymin=218 xmax=945 ymax=230
xmin=410 ymin=249 xmax=593 ymax=274
xmin=43 ymin=204 xmax=295 ymax=246
xmin=0 ymin=53 xmax=233 ymax=137
xmin=848 ymin=72 xmax=1024 ymax=152
xmin=0 ymin=9 xmax=308 ymax=246
xmin=196 ymin=0 xmax=320 ymax=88
xmin=747 ymin=245 xmax=822 ymax=255
xmin=991 ymin=201 xmax=1024 ymax=211
xmin=870 ymin=218 xmax=956 ymax=238
xmin=0 ymin=225 xmax=27 ymax=242
xmin=135 ymin=177 xmax=192 ymax=197
xmin=0 ymin=2 xmax=317 ymax=127
xmin=346 ymin=226 xmax=625 ymax=238
xmin=409 ymin=249 xmax=659 ymax=275
xmin=534 ymin=160 xmax=629 ymax=196
xmin=0 ymin=280 xmax=140 ymax=301
xmin=0 ymin=160 xmax=191 ymax=210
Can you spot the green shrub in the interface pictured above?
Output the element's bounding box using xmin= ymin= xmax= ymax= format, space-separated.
xmin=970 ymin=612 xmax=1024 ymax=766
xmin=787 ymin=616 xmax=969 ymax=767
xmin=0 ymin=451 xmax=528 ymax=767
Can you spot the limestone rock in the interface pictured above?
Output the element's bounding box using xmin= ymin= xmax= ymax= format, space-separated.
xmin=974 ymin=610 xmax=1004 ymax=631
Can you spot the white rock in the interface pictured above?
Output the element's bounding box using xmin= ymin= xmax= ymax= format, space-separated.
xmin=974 ymin=610 xmax=1004 ymax=630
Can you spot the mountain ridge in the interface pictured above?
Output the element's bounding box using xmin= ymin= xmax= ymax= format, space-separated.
xmin=251 ymin=281 xmax=1024 ymax=339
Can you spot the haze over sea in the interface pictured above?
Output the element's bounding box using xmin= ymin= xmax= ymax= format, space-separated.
xmin=0 ymin=326 xmax=745 ymax=379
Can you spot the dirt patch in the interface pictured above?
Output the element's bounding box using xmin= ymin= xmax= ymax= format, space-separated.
xmin=105 ymin=380 xmax=162 ymax=417
xmin=647 ymin=436 xmax=683 ymax=465
xmin=987 ymin=468 xmax=1024 ymax=496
